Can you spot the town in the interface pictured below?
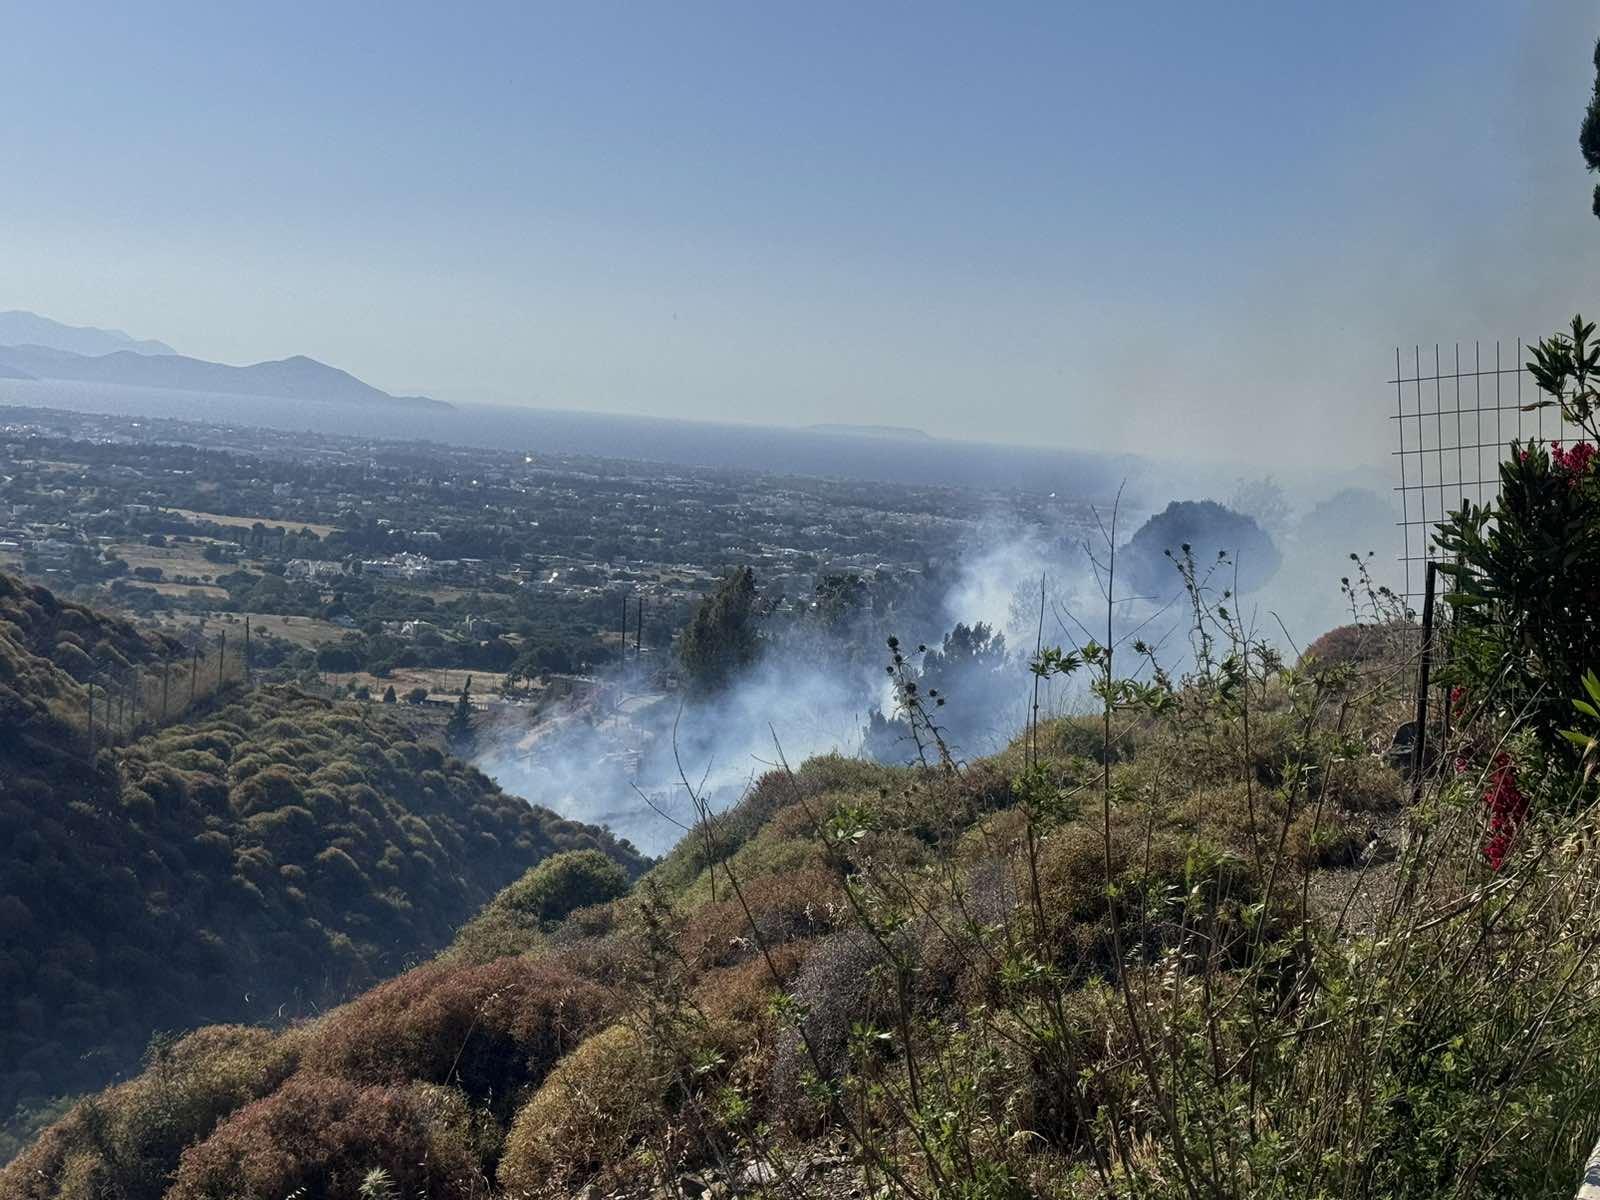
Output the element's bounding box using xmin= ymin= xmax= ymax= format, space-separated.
xmin=0 ymin=402 xmax=1104 ymax=714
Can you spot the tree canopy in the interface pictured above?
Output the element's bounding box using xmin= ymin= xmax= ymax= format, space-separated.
xmin=677 ymin=567 xmax=761 ymax=693
xmin=1119 ymin=500 xmax=1281 ymax=600
xmin=1583 ymin=37 xmax=1600 ymax=216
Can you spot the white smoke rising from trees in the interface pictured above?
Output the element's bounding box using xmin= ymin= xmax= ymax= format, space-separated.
xmin=477 ymin=480 xmax=1401 ymax=856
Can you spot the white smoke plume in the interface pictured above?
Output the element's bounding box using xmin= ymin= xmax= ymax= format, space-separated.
xmin=478 ymin=477 xmax=1403 ymax=857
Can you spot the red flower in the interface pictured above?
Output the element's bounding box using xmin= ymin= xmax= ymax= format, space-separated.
xmin=1480 ymin=752 xmax=1528 ymax=871
xmin=1550 ymin=440 xmax=1596 ymax=486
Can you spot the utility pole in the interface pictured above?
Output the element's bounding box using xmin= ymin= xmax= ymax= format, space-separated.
xmin=244 ymin=616 xmax=252 ymax=685
xmin=190 ymin=642 xmax=200 ymax=706
xmin=635 ymin=595 xmax=644 ymax=661
xmin=219 ymin=629 xmax=227 ymax=691
xmin=161 ymin=663 xmax=170 ymax=722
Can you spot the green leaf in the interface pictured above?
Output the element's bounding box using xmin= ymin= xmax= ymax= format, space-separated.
xmin=1584 ymin=670 xmax=1600 ymax=706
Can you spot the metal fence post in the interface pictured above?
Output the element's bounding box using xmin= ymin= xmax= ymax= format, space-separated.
xmin=1411 ymin=560 xmax=1438 ymax=796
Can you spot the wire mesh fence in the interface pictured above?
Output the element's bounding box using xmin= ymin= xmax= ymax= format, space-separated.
xmin=81 ymin=625 xmax=252 ymax=757
xmin=1391 ymin=340 xmax=1583 ymax=600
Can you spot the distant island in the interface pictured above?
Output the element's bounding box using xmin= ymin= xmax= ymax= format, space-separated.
xmin=0 ymin=310 xmax=176 ymax=357
xmin=0 ymin=310 xmax=450 ymax=410
xmin=807 ymin=422 xmax=931 ymax=440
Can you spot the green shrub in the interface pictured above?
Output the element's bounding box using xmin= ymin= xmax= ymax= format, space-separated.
xmin=448 ymin=849 xmax=632 ymax=964
xmin=497 ymin=1024 xmax=659 ymax=1196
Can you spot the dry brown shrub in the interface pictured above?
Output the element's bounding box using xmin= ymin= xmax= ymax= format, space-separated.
xmin=300 ymin=956 xmax=616 ymax=1109
xmin=766 ymin=799 xmax=821 ymax=840
xmin=675 ymin=867 xmax=842 ymax=971
xmin=1299 ymin=622 xmax=1415 ymax=672
xmin=1181 ymin=773 xmax=1376 ymax=871
xmin=1039 ymin=713 xmax=1129 ymax=762
xmin=550 ymin=897 xmax=629 ymax=943
xmin=1010 ymin=983 xmax=1123 ymax=1150
xmin=1322 ymin=753 xmax=1404 ymax=813
xmin=546 ymin=926 xmax=640 ymax=991
xmin=957 ymin=803 xmax=1031 ymax=863
xmin=0 ymin=1025 xmax=298 ymax=1200
xmin=857 ymin=827 xmax=932 ymax=871
xmin=1285 ymin=808 xmax=1365 ymax=868
xmin=912 ymin=858 xmax=1017 ymax=1006
xmin=693 ymin=940 xmax=809 ymax=1031
xmin=952 ymin=759 xmax=1017 ymax=812
xmin=769 ymin=928 xmax=888 ymax=1125
xmin=1019 ymin=810 xmax=1263 ymax=974
xmin=167 ymin=1074 xmax=485 ymax=1200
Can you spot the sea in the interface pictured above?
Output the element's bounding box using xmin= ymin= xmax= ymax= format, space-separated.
xmin=0 ymin=377 xmax=1225 ymax=500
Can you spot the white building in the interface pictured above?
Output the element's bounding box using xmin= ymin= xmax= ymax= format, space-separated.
xmin=285 ymin=558 xmax=346 ymax=583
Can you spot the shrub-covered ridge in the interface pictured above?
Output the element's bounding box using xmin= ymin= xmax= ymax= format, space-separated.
xmin=9 ymin=544 xmax=1600 ymax=1197
xmin=0 ymin=573 xmax=645 ymax=1142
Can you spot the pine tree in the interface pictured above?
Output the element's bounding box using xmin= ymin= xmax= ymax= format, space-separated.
xmin=446 ymin=676 xmax=476 ymax=751
xmin=677 ymin=567 xmax=761 ymax=694
xmin=1583 ymin=38 xmax=1600 ymax=216
xmin=382 ymin=684 xmax=397 ymax=704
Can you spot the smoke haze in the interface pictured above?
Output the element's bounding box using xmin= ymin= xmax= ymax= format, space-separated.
xmin=480 ymin=476 xmax=1401 ymax=855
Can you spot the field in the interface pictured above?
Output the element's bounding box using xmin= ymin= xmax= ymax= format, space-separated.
xmin=142 ymin=582 xmax=229 ymax=600
xmin=111 ymin=540 xmax=227 ymax=580
xmin=324 ymin=666 xmax=515 ymax=702
xmin=148 ymin=610 xmax=351 ymax=649
xmin=165 ymin=507 xmax=339 ymax=539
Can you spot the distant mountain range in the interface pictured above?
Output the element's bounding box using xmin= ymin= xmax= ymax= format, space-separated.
xmin=807 ymin=422 xmax=932 ymax=440
xmin=0 ymin=310 xmax=176 ymax=357
xmin=0 ymin=310 xmax=449 ymax=410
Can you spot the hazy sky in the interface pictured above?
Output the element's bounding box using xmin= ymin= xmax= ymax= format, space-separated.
xmin=5 ymin=1 xmax=1600 ymax=465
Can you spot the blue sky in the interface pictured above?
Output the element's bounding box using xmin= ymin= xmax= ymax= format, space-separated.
xmin=3 ymin=1 xmax=1598 ymax=464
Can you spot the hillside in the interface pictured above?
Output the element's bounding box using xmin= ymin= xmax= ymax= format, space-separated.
xmin=0 ymin=569 xmax=185 ymax=772
xmin=0 ymin=573 xmax=644 ymax=1146
xmin=9 ymin=588 xmax=1600 ymax=1198
xmin=0 ymin=343 xmax=449 ymax=410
